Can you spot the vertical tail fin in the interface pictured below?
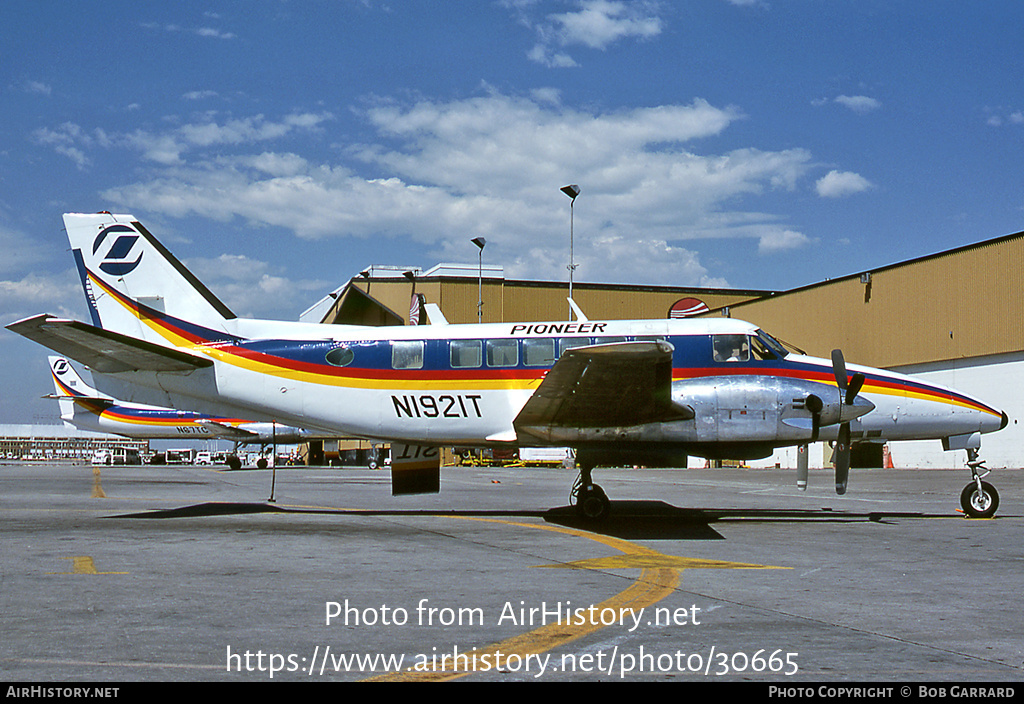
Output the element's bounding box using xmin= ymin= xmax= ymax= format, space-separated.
xmin=48 ymin=356 xmax=98 ymax=427
xmin=49 ymin=355 xmax=99 ymax=398
xmin=64 ymin=213 xmax=235 ymax=346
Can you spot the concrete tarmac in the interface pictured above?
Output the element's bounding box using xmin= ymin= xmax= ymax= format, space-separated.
xmin=1 ymin=461 xmax=1022 ymax=683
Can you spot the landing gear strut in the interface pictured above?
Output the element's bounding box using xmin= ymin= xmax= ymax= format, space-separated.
xmin=571 ymin=461 xmax=611 ymax=520
xmin=960 ymin=448 xmax=999 ymax=519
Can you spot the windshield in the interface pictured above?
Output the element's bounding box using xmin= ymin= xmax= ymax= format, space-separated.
xmin=754 ymin=329 xmax=790 ymax=359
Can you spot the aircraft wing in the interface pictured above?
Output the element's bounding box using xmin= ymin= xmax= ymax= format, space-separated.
xmin=513 ymin=340 xmax=693 ymax=441
xmin=6 ymin=315 xmax=213 ymax=374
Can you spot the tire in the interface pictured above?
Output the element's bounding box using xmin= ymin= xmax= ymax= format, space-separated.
xmin=574 ymin=484 xmax=610 ymax=521
xmin=960 ymin=481 xmax=999 ymax=519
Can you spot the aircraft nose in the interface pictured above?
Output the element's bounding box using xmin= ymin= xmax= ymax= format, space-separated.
xmin=979 ymin=407 xmax=1008 ymax=434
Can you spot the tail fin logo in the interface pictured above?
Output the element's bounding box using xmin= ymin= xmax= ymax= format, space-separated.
xmin=93 ymin=224 xmax=144 ymax=276
xmin=53 ymin=358 xmax=70 ymax=376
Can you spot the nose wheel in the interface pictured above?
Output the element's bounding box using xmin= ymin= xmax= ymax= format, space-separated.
xmin=960 ymin=449 xmax=999 ymax=518
xmin=960 ymin=481 xmax=999 ymax=519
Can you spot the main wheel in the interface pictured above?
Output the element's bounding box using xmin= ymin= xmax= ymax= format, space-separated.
xmin=960 ymin=481 xmax=999 ymax=519
xmin=575 ymin=484 xmax=610 ymax=520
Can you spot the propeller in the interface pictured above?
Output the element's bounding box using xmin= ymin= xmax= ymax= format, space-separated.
xmin=791 ymin=352 xmax=872 ymax=492
xmin=830 ymin=349 xmax=866 ymax=495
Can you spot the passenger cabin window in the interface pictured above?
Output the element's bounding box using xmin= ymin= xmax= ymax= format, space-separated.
xmin=713 ymin=334 xmax=750 ymax=363
xmin=392 ymin=341 xmax=424 ymax=370
xmin=450 ymin=340 xmax=482 ymax=368
xmin=523 ymin=338 xmax=556 ymax=366
xmin=486 ymin=339 xmax=518 ymax=367
xmin=559 ymin=337 xmax=590 ymax=355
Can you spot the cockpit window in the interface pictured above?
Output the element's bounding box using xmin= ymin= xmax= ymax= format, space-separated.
xmin=754 ymin=329 xmax=789 ymax=359
xmin=713 ymin=332 xmax=788 ymax=363
xmin=713 ymin=334 xmax=750 ymax=362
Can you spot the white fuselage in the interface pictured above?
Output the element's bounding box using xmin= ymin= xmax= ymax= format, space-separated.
xmin=90 ymin=315 xmax=1006 ymax=457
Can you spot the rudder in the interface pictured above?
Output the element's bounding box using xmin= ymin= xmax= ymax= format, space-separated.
xmin=64 ymin=212 xmax=235 ymax=345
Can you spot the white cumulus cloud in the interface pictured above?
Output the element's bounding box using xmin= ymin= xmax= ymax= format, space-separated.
xmin=815 ymin=169 xmax=872 ymax=198
xmin=834 ymin=95 xmax=881 ymax=113
xmin=518 ymin=0 xmax=665 ymax=67
xmin=99 ymin=90 xmax=818 ymax=286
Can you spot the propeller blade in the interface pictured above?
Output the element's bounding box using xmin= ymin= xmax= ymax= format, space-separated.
xmin=845 ymin=372 xmax=865 ymax=406
xmin=796 ymin=444 xmax=809 ymax=491
xmin=831 ymin=349 xmax=848 ymax=392
xmin=835 ymin=423 xmax=851 ymax=495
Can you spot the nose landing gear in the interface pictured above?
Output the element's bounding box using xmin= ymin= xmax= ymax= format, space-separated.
xmin=960 ymin=449 xmax=999 ymax=519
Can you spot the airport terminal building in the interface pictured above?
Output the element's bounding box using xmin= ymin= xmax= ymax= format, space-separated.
xmin=304 ymin=229 xmax=1024 ymax=470
xmin=0 ymin=424 xmax=148 ymax=462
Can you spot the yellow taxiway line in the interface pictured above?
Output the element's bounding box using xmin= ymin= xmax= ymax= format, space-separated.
xmin=367 ymin=516 xmax=784 ymax=682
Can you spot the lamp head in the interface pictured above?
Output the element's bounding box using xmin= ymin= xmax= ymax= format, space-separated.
xmin=560 ymin=184 xmax=580 ymax=201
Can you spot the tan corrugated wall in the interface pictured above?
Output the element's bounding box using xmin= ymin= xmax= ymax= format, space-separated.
xmin=717 ymin=233 xmax=1024 ymax=367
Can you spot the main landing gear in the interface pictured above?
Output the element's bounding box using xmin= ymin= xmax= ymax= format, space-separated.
xmin=571 ymin=460 xmax=611 ymax=520
xmin=960 ymin=448 xmax=999 ymax=519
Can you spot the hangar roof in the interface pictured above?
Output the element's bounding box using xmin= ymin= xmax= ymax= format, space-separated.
xmin=319 ymin=270 xmax=773 ymax=328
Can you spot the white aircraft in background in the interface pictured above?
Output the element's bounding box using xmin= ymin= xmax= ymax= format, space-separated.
xmin=46 ymin=354 xmax=322 ymax=468
xmin=7 ymin=212 xmax=1008 ymax=518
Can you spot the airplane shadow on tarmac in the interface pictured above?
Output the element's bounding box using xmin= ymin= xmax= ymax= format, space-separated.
xmin=109 ymin=500 xmax=939 ymax=541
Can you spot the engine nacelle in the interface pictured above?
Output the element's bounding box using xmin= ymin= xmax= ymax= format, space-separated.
xmin=671 ymin=376 xmax=873 ymax=445
xmin=518 ymin=375 xmax=873 ymax=458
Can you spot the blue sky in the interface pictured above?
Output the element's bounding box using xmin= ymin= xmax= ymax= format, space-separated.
xmin=2 ymin=0 xmax=1024 ymax=424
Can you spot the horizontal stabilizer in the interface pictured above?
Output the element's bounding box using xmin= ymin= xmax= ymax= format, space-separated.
xmin=44 ymin=393 xmax=114 ymax=408
xmin=514 ymin=340 xmax=692 ymax=438
xmin=196 ymin=420 xmax=259 ymax=441
xmin=7 ymin=314 xmax=212 ymax=374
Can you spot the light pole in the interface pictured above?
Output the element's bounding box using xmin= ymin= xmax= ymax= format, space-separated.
xmin=471 ymin=237 xmax=486 ymax=324
xmin=560 ymin=184 xmax=580 ymax=318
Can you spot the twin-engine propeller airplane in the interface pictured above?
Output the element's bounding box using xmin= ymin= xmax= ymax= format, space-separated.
xmin=7 ymin=212 xmax=1008 ymax=519
xmin=47 ymin=355 xmax=322 ymax=468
